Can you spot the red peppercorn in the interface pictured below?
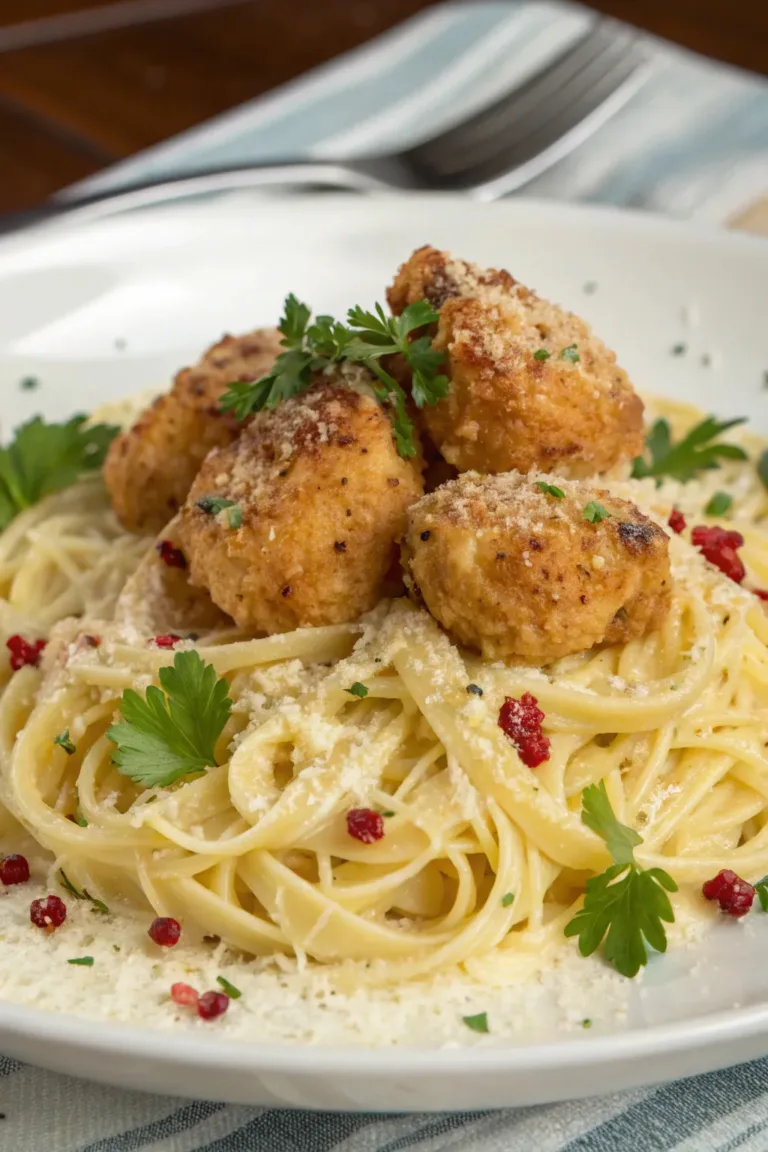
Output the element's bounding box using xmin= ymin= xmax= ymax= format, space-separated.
xmin=148 ymin=917 xmax=181 ymax=947
xmin=154 ymin=635 xmax=181 ymax=649
xmin=171 ymin=982 xmax=199 ymax=1007
xmin=156 ymin=540 xmax=187 ymax=569
xmin=197 ymin=990 xmax=229 ymax=1020
xmin=702 ymin=869 xmax=755 ymax=917
xmin=668 ymin=509 xmax=686 ymax=535
xmin=83 ymin=634 xmax=101 ymax=648
xmin=6 ymin=634 xmax=46 ymax=671
xmin=0 ymin=853 xmax=30 ymax=886
xmin=498 ymin=693 xmax=551 ymax=768
xmin=346 ymin=808 xmax=385 ymax=844
xmin=691 ymin=525 xmax=745 ymax=585
xmin=753 ymin=589 xmax=768 ymax=602
xmin=30 ymin=894 xmax=67 ymax=931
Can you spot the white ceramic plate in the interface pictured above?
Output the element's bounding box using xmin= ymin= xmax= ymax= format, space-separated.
xmin=0 ymin=195 xmax=767 ymax=1112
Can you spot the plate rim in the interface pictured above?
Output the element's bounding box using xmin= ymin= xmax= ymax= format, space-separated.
xmin=1 ymin=193 xmax=768 ymax=1091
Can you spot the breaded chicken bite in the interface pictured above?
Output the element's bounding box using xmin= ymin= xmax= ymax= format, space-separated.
xmin=387 ymin=246 xmax=643 ymax=477
xmin=104 ymin=327 xmax=283 ymax=533
xmin=178 ymin=376 xmax=424 ymax=633
xmin=402 ymin=472 xmax=670 ymax=664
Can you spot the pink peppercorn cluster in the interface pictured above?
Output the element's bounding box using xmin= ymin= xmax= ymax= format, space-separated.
xmin=346 ymin=808 xmax=385 ymax=844
xmin=170 ymin=983 xmax=230 ymax=1020
xmin=702 ymin=869 xmax=755 ymax=918
xmin=498 ymin=693 xmax=551 ymax=768
xmin=6 ymin=634 xmax=46 ymax=671
xmin=0 ymin=853 xmax=30 ymax=886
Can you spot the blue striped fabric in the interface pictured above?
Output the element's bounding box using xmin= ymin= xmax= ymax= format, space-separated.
xmin=3 ymin=3 xmax=768 ymax=1149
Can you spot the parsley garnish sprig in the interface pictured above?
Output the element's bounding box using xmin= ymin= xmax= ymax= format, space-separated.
xmin=564 ymin=781 xmax=677 ymax=978
xmin=0 ymin=415 xmax=119 ymax=532
xmin=631 ymin=416 xmax=748 ymax=483
xmin=219 ymin=295 xmax=449 ymax=458
xmin=107 ymin=651 xmax=233 ymax=789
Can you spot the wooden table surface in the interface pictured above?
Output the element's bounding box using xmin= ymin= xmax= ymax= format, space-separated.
xmin=1 ymin=0 xmax=767 ymax=215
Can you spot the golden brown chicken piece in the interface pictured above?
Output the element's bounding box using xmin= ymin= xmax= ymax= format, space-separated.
xmin=104 ymin=327 xmax=283 ymax=533
xmin=178 ymin=374 xmax=424 ymax=633
xmin=402 ymin=471 xmax=670 ymax=665
xmin=387 ymin=246 xmax=643 ymax=478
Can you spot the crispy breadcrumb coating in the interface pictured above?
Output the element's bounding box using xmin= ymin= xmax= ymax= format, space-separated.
xmin=104 ymin=328 xmax=283 ymax=532
xmin=402 ymin=471 xmax=670 ymax=664
xmin=179 ymin=375 xmax=424 ymax=632
xmin=388 ymin=246 xmax=643 ymax=477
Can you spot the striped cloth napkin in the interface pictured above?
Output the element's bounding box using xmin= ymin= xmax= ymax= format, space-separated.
xmin=3 ymin=4 xmax=768 ymax=1150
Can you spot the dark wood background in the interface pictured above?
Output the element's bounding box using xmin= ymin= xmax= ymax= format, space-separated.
xmin=2 ymin=0 xmax=767 ymax=215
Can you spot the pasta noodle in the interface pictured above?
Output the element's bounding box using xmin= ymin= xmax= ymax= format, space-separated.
xmin=1 ymin=398 xmax=768 ymax=985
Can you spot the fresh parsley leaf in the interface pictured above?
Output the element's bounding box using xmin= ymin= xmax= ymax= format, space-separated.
xmin=501 ymin=892 xmax=515 ymax=907
xmin=216 ymin=975 xmax=242 ymax=999
xmin=53 ymin=729 xmax=76 ymax=755
xmin=67 ymin=956 xmax=94 ymax=967
xmin=536 ymin=481 xmax=565 ymax=499
xmin=580 ymin=780 xmax=641 ymax=866
xmin=758 ymin=449 xmax=768 ymax=491
xmin=560 ymin=344 xmax=580 ymax=362
xmin=533 ymin=349 xmax=551 ymax=361
xmin=279 ymin=293 xmax=312 ymax=346
xmin=631 ymin=416 xmax=748 ymax=483
xmin=107 ymin=651 xmax=233 ymax=789
xmin=565 ymin=781 xmax=677 ymax=978
xmin=58 ymin=870 xmax=109 ymax=915
xmin=196 ymin=495 xmax=236 ymax=516
xmin=0 ymin=416 xmax=119 ymax=533
xmin=705 ymin=491 xmax=733 ymax=517
xmin=463 ymin=1012 xmax=489 ymax=1033
xmin=583 ymin=501 xmax=611 ymax=524
xmin=346 ymin=682 xmax=368 ymax=699
xmin=219 ymin=294 xmax=448 ymax=459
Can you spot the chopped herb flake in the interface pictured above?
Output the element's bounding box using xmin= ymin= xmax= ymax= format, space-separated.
xmin=75 ymin=814 xmax=88 ymax=827
xmin=583 ymin=501 xmax=611 ymax=524
xmin=227 ymin=505 xmax=243 ymax=530
xmin=755 ymin=876 xmax=768 ymax=912
xmin=346 ymin=682 xmax=368 ymax=699
xmin=533 ymin=349 xmax=551 ymax=361
xmin=705 ymin=491 xmax=733 ymax=517
xmin=381 ymin=810 xmax=395 ymax=818
xmin=53 ymin=729 xmax=76 ymax=755
xmin=20 ymin=375 xmax=40 ymax=391
xmin=67 ymin=956 xmax=94 ymax=966
xmin=463 ymin=1012 xmax=489 ymax=1034
xmin=196 ymin=495 xmax=236 ymax=516
xmin=582 ymin=1018 xmax=592 ymax=1029
xmin=536 ymin=481 xmax=564 ymax=499
xmin=58 ymin=869 xmax=109 ymax=914
xmin=216 ymin=975 xmax=242 ymax=1000
xmin=671 ymin=343 xmax=687 ymax=356
xmin=501 ymin=892 xmax=515 ymax=907
xmin=560 ymin=344 xmax=580 ymax=362
xmin=466 ymin=683 xmax=483 ymax=696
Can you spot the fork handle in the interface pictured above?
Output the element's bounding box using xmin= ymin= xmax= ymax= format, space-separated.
xmin=0 ymin=160 xmax=393 ymax=237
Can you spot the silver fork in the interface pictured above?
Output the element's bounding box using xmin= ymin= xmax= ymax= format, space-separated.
xmin=2 ymin=19 xmax=650 ymax=234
